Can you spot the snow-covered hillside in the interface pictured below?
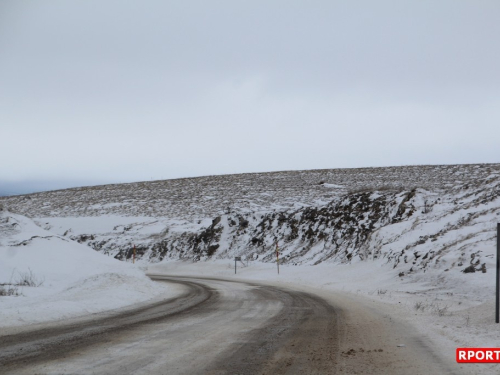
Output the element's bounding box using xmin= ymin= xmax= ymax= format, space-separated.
xmin=0 ymin=164 xmax=498 ymax=278
xmin=2 ymin=164 xmax=498 ymax=278
xmin=3 ymin=163 xmax=499 ymax=220
xmin=0 ymin=208 xmax=173 ymax=327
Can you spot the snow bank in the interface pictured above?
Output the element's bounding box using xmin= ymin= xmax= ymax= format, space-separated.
xmin=0 ymin=211 xmax=175 ymax=328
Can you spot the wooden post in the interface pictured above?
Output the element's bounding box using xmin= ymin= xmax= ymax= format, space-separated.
xmin=276 ymin=242 xmax=280 ymax=275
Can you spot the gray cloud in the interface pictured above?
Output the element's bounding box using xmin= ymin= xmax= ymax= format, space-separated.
xmin=1 ymin=0 xmax=499 ymax=186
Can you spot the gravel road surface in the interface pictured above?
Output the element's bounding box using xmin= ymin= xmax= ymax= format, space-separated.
xmin=0 ymin=275 xmax=458 ymax=374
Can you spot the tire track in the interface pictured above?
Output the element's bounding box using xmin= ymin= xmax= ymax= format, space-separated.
xmin=0 ymin=278 xmax=214 ymax=370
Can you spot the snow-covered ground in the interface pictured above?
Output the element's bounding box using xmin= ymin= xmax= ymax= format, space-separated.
xmin=149 ymin=259 xmax=500 ymax=374
xmin=0 ymin=210 xmax=177 ymax=328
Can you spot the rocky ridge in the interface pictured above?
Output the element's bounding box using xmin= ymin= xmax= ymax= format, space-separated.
xmin=1 ymin=164 xmax=500 ymax=277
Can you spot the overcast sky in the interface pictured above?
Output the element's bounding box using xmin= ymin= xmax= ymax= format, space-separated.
xmin=1 ymin=0 xmax=499 ymax=193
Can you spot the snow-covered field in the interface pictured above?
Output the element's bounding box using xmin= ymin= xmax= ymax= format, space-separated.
xmin=0 ymin=210 xmax=177 ymax=328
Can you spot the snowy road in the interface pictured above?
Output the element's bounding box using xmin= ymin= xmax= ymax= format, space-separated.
xmin=0 ymin=276 xmax=457 ymax=374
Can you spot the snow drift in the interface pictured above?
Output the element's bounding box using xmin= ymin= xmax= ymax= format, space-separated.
xmin=0 ymin=210 xmax=171 ymax=327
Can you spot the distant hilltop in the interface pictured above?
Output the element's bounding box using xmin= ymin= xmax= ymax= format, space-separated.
xmin=1 ymin=163 xmax=499 ymax=220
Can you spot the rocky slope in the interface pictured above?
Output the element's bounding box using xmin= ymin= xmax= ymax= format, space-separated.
xmin=3 ymin=164 xmax=499 ymax=220
xmin=1 ymin=164 xmax=500 ymax=277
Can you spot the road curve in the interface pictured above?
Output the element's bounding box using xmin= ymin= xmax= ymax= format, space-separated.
xmin=0 ymin=276 xmax=457 ymax=375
